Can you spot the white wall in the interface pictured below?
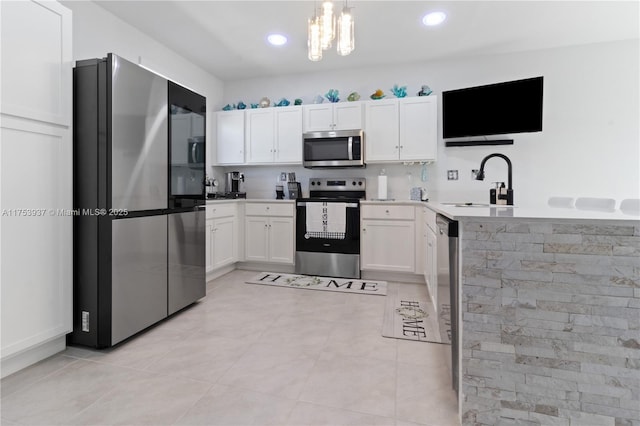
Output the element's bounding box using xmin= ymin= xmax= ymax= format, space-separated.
xmin=221 ymin=40 xmax=640 ymax=206
xmin=61 ymin=0 xmax=224 ymax=143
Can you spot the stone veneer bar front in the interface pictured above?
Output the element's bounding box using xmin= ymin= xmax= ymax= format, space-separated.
xmin=458 ymin=218 xmax=639 ymax=426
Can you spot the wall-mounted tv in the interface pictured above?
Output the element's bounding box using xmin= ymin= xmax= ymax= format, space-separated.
xmin=442 ymin=76 xmax=543 ymax=139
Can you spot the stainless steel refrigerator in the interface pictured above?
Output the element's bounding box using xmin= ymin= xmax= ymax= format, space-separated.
xmin=70 ymin=53 xmax=206 ymax=348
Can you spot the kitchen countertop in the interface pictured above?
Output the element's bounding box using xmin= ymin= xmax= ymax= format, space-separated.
xmin=207 ymin=198 xmax=638 ymax=222
xmin=424 ymin=201 xmax=640 ymax=222
xmin=206 ymin=198 xmax=295 ymax=204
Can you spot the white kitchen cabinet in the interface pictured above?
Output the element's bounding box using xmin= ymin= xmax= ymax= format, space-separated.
xmin=1 ymin=0 xmax=73 ymax=377
xmin=244 ymin=202 xmax=294 ymax=264
xmin=365 ymin=97 xmax=437 ymax=163
xmin=360 ymin=205 xmax=416 ymax=273
xmin=246 ymin=106 xmax=302 ymax=164
xmin=303 ymin=102 xmax=363 ymax=132
xmin=215 ymin=110 xmax=245 ymax=165
xmin=423 ymin=207 xmax=438 ymax=311
xmin=206 ymin=203 xmax=238 ymax=272
xmin=364 ymin=100 xmax=399 ymax=161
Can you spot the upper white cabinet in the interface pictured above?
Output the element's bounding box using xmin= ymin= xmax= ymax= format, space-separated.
xmin=215 ymin=110 xmax=245 ymax=165
xmin=303 ymin=102 xmax=364 ymax=132
xmin=246 ymin=106 xmax=302 ymax=164
xmin=365 ymin=96 xmax=437 ymax=163
xmin=1 ymin=0 xmax=73 ymax=377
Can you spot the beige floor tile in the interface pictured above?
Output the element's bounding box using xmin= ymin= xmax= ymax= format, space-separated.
xmin=1 ymin=354 xmax=77 ymax=399
xmin=323 ymin=321 xmax=397 ymax=362
xmin=219 ymin=341 xmax=319 ymax=399
xmin=67 ymin=371 xmax=211 ymax=425
xmin=258 ymin=316 xmax=335 ymax=350
xmin=396 ymin=340 xmax=452 ymax=368
xmin=0 ymin=360 xmax=138 ymax=425
xmin=144 ymin=332 xmax=252 ymax=383
xmin=175 ymin=384 xmax=297 ymax=425
xmin=299 ymin=352 xmax=397 ymax=418
xmin=4 ymin=270 xmax=459 ymax=426
xmin=285 ymin=401 xmax=396 ymax=426
xmin=395 ymin=362 xmax=458 ymax=426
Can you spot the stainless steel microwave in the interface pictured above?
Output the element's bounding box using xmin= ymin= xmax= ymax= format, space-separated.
xmin=302 ymin=129 xmax=365 ymax=168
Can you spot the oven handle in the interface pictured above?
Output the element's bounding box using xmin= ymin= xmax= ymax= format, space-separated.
xmin=296 ymin=202 xmax=359 ymax=208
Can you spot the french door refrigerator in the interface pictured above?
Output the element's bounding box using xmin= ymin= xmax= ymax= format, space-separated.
xmin=69 ymin=54 xmax=205 ymax=348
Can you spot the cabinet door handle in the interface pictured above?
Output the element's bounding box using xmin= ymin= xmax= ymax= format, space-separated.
xmin=385 ymin=209 xmax=390 ymax=214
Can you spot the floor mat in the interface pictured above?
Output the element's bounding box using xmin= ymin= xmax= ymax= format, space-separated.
xmin=382 ymin=285 xmax=451 ymax=343
xmin=245 ymin=272 xmax=387 ymax=296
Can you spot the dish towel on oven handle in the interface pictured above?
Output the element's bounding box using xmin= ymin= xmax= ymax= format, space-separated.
xmin=305 ymin=202 xmax=347 ymax=240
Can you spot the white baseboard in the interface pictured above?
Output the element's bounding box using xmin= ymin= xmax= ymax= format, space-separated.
xmin=206 ymin=264 xmax=236 ymax=282
xmin=1 ymin=336 xmax=66 ymax=379
xmin=236 ymin=262 xmax=296 ymax=274
xmin=361 ymin=270 xmax=426 ymax=284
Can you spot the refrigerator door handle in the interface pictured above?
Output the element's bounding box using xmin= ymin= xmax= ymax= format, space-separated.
xmin=191 ymin=143 xmax=198 ymax=163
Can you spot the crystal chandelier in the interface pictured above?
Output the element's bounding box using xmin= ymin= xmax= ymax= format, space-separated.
xmin=308 ymin=1 xmax=354 ymax=61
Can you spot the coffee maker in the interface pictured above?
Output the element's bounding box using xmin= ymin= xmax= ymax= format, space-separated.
xmin=224 ymin=171 xmax=246 ymax=198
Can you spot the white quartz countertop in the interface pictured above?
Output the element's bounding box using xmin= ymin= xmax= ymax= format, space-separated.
xmin=206 ymin=198 xmax=294 ymax=204
xmin=206 ymin=198 xmax=638 ymax=222
xmin=423 ymin=201 xmax=640 ymax=222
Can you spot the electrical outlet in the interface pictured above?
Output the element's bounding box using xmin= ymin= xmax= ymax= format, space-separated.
xmin=279 ymin=172 xmax=287 ymax=182
xmin=471 ymin=169 xmax=479 ymax=179
xmin=447 ymin=170 xmax=459 ymax=180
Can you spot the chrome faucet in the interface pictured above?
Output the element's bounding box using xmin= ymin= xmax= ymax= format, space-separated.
xmin=476 ymin=153 xmax=514 ymax=205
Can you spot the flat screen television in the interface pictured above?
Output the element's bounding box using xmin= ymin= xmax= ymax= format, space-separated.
xmin=442 ymin=76 xmax=543 ymax=139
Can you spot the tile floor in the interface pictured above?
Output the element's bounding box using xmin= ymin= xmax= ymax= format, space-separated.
xmin=1 ymin=270 xmax=459 ymax=426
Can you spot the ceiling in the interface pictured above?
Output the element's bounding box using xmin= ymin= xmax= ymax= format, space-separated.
xmin=92 ymin=1 xmax=639 ymax=82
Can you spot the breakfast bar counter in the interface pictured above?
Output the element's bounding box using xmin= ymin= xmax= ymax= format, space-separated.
xmin=420 ymin=202 xmax=640 ymax=425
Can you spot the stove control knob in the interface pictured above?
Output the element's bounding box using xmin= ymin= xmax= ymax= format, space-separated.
xmin=358 ymin=181 xmax=363 ymax=186
xmin=352 ymin=181 xmax=356 ymax=186
xmin=311 ymin=181 xmax=315 ymax=186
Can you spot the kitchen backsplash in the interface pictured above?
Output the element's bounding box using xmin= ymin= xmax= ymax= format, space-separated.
xmin=210 ymin=163 xmax=486 ymax=203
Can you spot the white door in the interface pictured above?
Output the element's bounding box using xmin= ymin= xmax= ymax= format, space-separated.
xmin=268 ymin=217 xmax=294 ymax=264
xmin=399 ymin=97 xmax=437 ymax=161
xmin=245 ymin=216 xmax=269 ymax=262
xmin=303 ymin=104 xmax=333 ymax=132
xmin=333 ymin=102 xmax=364 ymax=130
xmin=212 ymin=216 xmax=236 ymax=268
xmin=205 ymin=220 xmax=214 ymax=271
xmin=364 ymin=100 xmax=399 ymax=162
xmin=275 ymin=107 xmax=302 ymax=163
xmin=361 ymin=220 xmax=415 ymax=272
xmin=216 ymin=110 xmax=245 ymax=164
xmin=246 ymin=109 xmax=275 ymax=163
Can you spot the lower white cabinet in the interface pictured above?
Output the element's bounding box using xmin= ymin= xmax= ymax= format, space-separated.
xmin=361 ymin=205 xmax=416 ymax=273
xmin=423 ymin=207 xmax=438 ymax=310
xmin=206 ymin=203 xmax=238 ymax=271
xmin=245 ymin=202 xmax=294 ymax=264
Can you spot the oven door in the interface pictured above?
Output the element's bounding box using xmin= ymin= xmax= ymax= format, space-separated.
xmin=295 ymin=198 xmax=362 ymax=278
xmin=295 ymin=199 xmax=360 ymax=254
xmin=303 ymin=130 xmax=364 ymax=168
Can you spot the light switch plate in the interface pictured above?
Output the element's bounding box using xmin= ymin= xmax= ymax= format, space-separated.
xmin=279 ymin=172 xmax=287 ymax=182
xmin=447 ymin=170 xmax=459 ymax=180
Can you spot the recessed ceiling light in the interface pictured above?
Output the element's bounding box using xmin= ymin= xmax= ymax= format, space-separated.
xmin=267 ymin=34 xmax=288 ymax=46
xmin=422 ymin=11 xmax=446 ymax=26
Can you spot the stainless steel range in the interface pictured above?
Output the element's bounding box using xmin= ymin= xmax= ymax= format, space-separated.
xmin=295 ymin=178 xmax=366 ymax=279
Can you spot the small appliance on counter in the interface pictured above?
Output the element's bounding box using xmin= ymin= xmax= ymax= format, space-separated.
xmin=224 ymin=171 xmax=246 ymax=198
xmin=276 ymin=185 xmax=285 ymax=200
xmin=287 ymin=172 xmax=302 ymax=199
xmin=205 ymin=176 xmax=218 ymax=198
